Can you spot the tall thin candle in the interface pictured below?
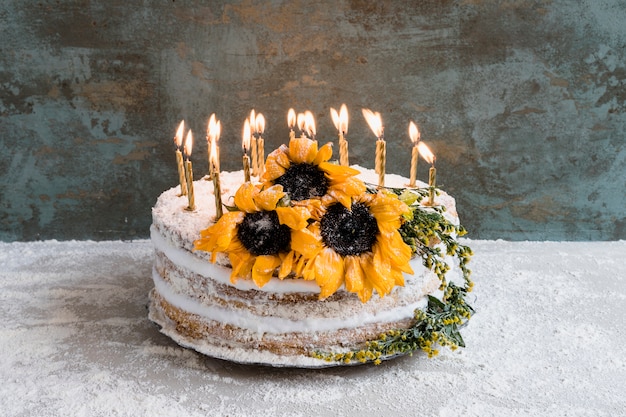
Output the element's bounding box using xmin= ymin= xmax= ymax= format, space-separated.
xmin=331 ymin=104 xmax=349 ymax=166
xmin=418 ymin=142 xmax=436 ymax=205
xmin=183 ymin=130 xmax=195 ymax=211
xmin=362 ymin=108 xmax=385 ymax=188
xmin=408 ymin=121 xmax=420 ymax=187
xmin=256 ymin=113 xmax=266 ymax=177
xmin=174 ymin=120 xmax=187 ymax=196
xmin=210 ymin=134 xmax=223 ymax=219
xmin=242 ymin=119 xmax=251 ymax=182
xmin=249 ymin=109 xmax=258 ymax=176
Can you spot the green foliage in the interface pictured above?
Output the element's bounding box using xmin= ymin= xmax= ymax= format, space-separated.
xmin=312 ymin=187 xmax=475 ymax=365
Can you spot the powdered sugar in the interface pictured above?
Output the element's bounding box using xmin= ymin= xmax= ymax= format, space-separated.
xmin=1 ymin=239 xmax=625 ymax=416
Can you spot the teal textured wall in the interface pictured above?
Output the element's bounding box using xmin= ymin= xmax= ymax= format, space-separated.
xmin=1 ymin=0 xmax=625 ymax=241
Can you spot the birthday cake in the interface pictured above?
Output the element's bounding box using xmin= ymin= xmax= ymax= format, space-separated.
xmin=148 ymin=121 xmax=473 ymax=367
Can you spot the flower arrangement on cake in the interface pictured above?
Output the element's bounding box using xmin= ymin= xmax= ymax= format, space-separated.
xmin=149 ymin=106 xmax=474 ymax=367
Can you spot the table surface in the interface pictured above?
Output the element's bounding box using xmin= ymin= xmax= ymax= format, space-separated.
xmin=1 ymin=239 xmax=625 ymax=417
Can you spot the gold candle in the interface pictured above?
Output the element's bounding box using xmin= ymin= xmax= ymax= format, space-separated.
xmin=213 ymin=171 xmax=223 ymax=219
xmin=362 ymin=108 xmax=385 ymax=187
xmin=249 ymin=110 xmax=258 ymax=176
xmin=174 ymin=120 xmax=187 ymax=196
xmin=418 ymin=142 xmax=436 ymax=205
xmin=256 ymin=113 xmax=266 ymax=177
xmin=410 ymin=146 xmax=418 ymax=187
xmin=183 ymin=130 xmax=195 ymax=211
xmin=210 ymin=135 xmax=223 ymax=219
xmin=242 ymin=119 xmax=252 ymax=182
xmin=377 ymin=139 xmax=386 ymax=188
xmin=408 ymin=121 xmax=420 ymax=187
xmin=288 ymin=108 xmax=296 ymax=140
xmin=331 ymin=104 xmax=350 ymax=166
xmin=428 ymin=165 xmax=437 ymax=205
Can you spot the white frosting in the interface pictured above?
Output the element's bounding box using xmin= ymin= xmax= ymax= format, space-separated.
xmin=151 ymin=224 xmax=431 ymax=294
xmin=152 ymin=267 xmax=428 ymax=334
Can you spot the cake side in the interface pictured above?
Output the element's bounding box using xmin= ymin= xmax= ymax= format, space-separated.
xmin=149 ymin=166 xmax=472 ymax=366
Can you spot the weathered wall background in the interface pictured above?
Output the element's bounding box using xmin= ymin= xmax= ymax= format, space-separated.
xmin=1 ymin=0 xmax=624 ymax=241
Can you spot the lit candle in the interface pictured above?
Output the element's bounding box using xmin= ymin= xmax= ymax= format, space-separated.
xmin=207 ymin=115 xmax=221 ymax=181
xmin=206 ymin=114 xmax=217 ymax=180
xmin=183 ymin=130 xmax=195 ymax=211
xmin=288 ymin=108 xmax=296 ymax=140
xmin=242 ymin=119 xmax=252 ymax=182
xmin=408 ymin=121 xmax=421 ymax=187
xmin=249 ymin=109 xmax=258 ymax=176
xmin=304 ymin=110 xmax=316 ymax=141
xmin=297 ymin=112 xmax=306 ymax=138
xmin=418 ymin=142 xmax=436 ymax=205
xmin=331 ymin=104 xmax=349 ymax=166
xmin=174 ymin=120 xmax=187 ymax=196
xmin=256 ymin=113 xmax=266 ymax=177
xmin=362 ymin=108 xmax=385 ymax=188
xmin=210 ymin=131 xmax=223 ymax=219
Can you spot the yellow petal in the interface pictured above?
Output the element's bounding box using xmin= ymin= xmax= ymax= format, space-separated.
xmin=358 ymin=282 xmax=374 ymax=303
xmin=314 ymin=247 xmax=345 ymax=299
xmin=275 ymin=206 xmax=310 ymax=230
xmin=278 ymin=250 xmax=296 ymax=279
xmin=194 ymin=211 xmax=245 ymax=261
xmin=375 ymin=234 xmax=413 ymax=274
xmin=261 ymin=148 xmax=289 ymax=182
xmin=252 ymin=255 xmax=281 ymax=287
xmin=229 ymin=248 xmax=255 ymax=283
xmin=319 ymin=162 xmax=361 ymax=181
xmin=255 ymin=184 xmax=285 ymax=211
xmin=363 ymin=251 xmax=395 ymax=298
xmin=368 ymin=193 xmax=410 ymax=225
xmin=327 ymin=177 xmax=366 ymax=208
xmin=313 ymin=142 xmax=333 ymax=165
xmin=289 ymin=137 xmax=317 ymax=164
xmin=344 ymin=255 xmax=364 ymax=293
xmin=290 ymin=228 xmax=322 ymax=257
xmin=234 ymin=182 xmax=259 ymax=213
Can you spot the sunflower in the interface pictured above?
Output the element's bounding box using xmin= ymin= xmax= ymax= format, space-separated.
xmin=193 ymin=182 xmax=311 ymax=288
xmin=295 ymin=191 xmax=414 ymax=302
xmin=261 ymin=137 xmax=366 ymax=210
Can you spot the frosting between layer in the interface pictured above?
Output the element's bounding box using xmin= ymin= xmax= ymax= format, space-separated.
xmin=151 ymin=267 xmax=428 ymax=334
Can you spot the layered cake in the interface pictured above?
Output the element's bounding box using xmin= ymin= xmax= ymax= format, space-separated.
xmin=149 ymin=136 xmax=473 ymax=367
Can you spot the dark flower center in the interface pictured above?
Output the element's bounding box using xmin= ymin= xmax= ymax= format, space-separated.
xmin=237 ymin=211 xmax=291 ymax=256
xmin=320 ymin=202 xmax=379 ymax=257
xmin=274 ymin=163 xmax=329 ymax=201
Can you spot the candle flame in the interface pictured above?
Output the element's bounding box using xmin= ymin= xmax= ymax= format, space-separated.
xmin=175 ymin=120 xmax=185 ymax=148
xmin=330 ymin=107 xmax=340 ymax=130
xmin=409 ymin=121 xmax=420 ymax=144
xmin=242 ymin=118 xmax=251 ymax=152
xmin=417 ymin=142 xmax=435 ymax=165
xmin=297 ymin=112 xmax=306 ymax=132
xmin=210 ymin=132 xmax=218 ymax=166
xmin=207 ymin=114 xmax=221 ymax=143
xmin=249 ymin=109 xmax=256 ymax=134
xmin=288 ymin=108 xmax=296 ymax=128
xmin=256 ymin=113 xmax=265 ymax=135
xmin=184 ymin=130 xmax=193 ymax=158
xmin=362 ymin=108 xmax=383 ymax=138
xmin=304 ymin=110 xmax=316 ymax=138
xmin=339 ymin=104 xmax=348 ymax=134
xmin=207 ymin=114 xmax=216 ymax=137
